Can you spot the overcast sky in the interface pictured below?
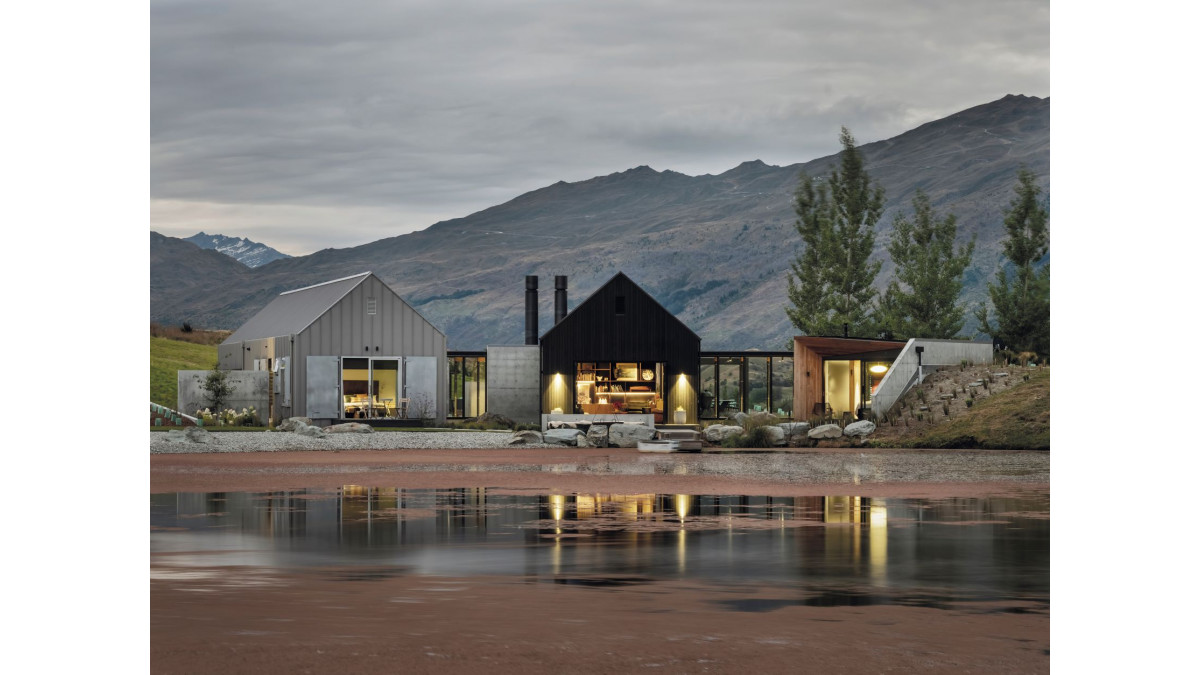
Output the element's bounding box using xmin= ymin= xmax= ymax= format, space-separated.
xmin=151 ymin=0 xmax=1049 ymax=255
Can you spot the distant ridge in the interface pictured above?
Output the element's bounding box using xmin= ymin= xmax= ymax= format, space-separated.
xmin=151 ymin=95 xmax=1049 ymax=349
xmin=184 ymin=232 xmax=291 ymax=268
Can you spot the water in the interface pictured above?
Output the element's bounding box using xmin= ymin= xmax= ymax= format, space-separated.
xmin=151 ymin=487 xmax=1048 ymax=609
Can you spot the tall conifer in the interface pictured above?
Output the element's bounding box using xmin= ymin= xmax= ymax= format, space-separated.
xmin=975 ymin=168 xmax=1050 ymax=356
xmin=786 ymin=127 xmax=884 ymax=336
xmin=878 ymin=190 xmax=975 ymax=339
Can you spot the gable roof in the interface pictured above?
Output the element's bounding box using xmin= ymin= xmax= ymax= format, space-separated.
xmin=539 ymin=271 xmax=701 ymax=342
xmin=223 ymin=272 xmax=371 ymax=343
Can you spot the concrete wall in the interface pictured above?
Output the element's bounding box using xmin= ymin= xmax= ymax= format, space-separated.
xmin=485 ymin=345 xmax=540 ymax=424
xmin=178 ymin=370 xmax=270 ymax=423
xmin=871 ymin=339 xmax=994 ymax=419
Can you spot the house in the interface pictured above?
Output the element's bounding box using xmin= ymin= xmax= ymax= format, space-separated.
xmin=537 ymin=272 xmax=702 ymax=427
xmin=217 ymin=272 xmax=447 ymax=425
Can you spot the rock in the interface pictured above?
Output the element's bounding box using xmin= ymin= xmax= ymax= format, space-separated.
xmin=749 ymin=411 xmax=780 ymax=427
xmin=607 ymin=423 xmax=658 ymax=448
xmin=703 ymin=424 xmax=742 ymax=442
xmin=544 ymin=428 xmax=584 ymax=446
xmin=808 ymin=424 xmax=843 ymax=439
xmin=586 ymin=424 xmax=610 ymax=448
xmin=762 ymin=425 xmax=786 ymax=446
xmin=843 ymin=420 xmax=876 ymax=437
xmin=163 ymin=429 xmax=189 ymax=443
xmin=733 ymin=412 xmax=749 ymax=427
xmin=278 ymin=417 xmax=312 ymax=432
xmin=326 ymin=422 xmax=374 ymax=434
xmin=994 ymin=372 xmax=1009 ymax=378
xmin=778 ymin=422 xmax=810 ymax=438
xmin=474 ymin=412 xmax=515 ymax=428
xmin=575 ymin=433 xmax=590 ymax=447
xmin=185 ymin=427 xmax=213 ymax=443
xmin=507 ymin=430 xmax=543 ymax=445
xmin=295 ymin=423 xmax=325 ymax=438
xmin=547 ymin=421 xmax=577 ymax=430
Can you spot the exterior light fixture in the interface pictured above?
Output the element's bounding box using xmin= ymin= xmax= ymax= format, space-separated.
xmin=869 ymin=364 xmax=888 ymax=374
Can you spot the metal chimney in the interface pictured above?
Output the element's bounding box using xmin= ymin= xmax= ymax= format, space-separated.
xmin=843 ymin=323 xmax=849 ymax=338
xmin=525 ymin=276 xmax=538 ymax=345
xmin=554 ymin=275 xmax=568 ymax=324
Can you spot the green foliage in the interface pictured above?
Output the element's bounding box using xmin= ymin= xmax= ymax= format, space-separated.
xmin=786 ymin=127 xmax=884 ymax=336
xmin=877 ymin=190 xmax=975 ymax=339
xmin=150 ymin=336 xmax=217 ymax=408
xmin=976 ymin=168 xmax=1050 ymax=357
xmin=200 ymin=361 xmax=236 ymax=411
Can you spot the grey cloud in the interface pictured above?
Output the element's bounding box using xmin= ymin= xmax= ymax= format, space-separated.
xmin=152 ymin=0 xmax=1049 ymax=251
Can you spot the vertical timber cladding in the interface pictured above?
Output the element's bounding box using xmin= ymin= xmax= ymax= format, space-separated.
xmin=292 ymin=274 xmax=447 ymax=422
xmin=539 ymin=273 xmax=701 ymax=423
xmin=793 ymin=338 xmax=825 ymax=421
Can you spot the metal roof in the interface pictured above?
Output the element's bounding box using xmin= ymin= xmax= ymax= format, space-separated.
xmin=223 ymin=272 xmax=371 ymax=343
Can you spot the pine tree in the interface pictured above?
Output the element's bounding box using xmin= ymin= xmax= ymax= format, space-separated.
xmin=975 ymin=168 xmax=1050 ymax=357
xmin=786 ymin=127 xmax=884 ymax=336
xmin=878 ymin=190 xmax=975 ymax=339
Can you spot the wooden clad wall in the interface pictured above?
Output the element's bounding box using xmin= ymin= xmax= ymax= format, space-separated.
xmin=540 ymin=273 xmax=700 ymax=421
xmin=793 ymin=338 xmax=825 ymax=420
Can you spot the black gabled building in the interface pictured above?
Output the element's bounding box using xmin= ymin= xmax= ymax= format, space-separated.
xmin=539 ymin=272 xmax=701 ymax=424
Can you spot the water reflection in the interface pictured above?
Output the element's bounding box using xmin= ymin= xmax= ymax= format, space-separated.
xmin=151 ymin=487 xmax=1048 ymax=605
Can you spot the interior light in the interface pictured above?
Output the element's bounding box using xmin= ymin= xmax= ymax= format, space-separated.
xmin=869 ymin=364 xmax=888 ymax=374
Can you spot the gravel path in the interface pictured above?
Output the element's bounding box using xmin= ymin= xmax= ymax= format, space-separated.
xmin=150 ymin=430 xmax=555 ymax=454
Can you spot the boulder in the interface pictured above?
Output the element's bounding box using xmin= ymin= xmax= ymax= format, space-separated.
xmin=703 ymin=424 xmax=743 ymax=443
xmin=575 ymin=433 xmax=590 ymax=448
xmin=762 ymin=425 xmax=786 ymax=446
xmin=474 ymin=412 xmax=515 ymax=428
xmin=547 ymin=421 xmax=578 ymax=430
xmin=507 ymin=430 xmax=543 ymax=445
xmin=808 ymin=424 xmax=843 ymax=439
xmin=295 ymin=423 xmax=325 ymax=438
xmin=586 ymin=424 xmax=610 ymax=448
xmin=778 ymin=422 xmax=810 ymax=438
xmin=278 ymin=417 xmax=312 ymax=432
xmin=843 ymin=420 xmax=877 ymax=437
xmin=326 ymin=422 xmax=375 ymax=434
xmin=544 ymin=428 xmax=585 ymax=446
xmin=163 ymin=429 xmax=189 ymax=443
xmin=185 ymin=427 xmax=213 ymax=444
xmin=749 ymin=411 xmax=780 ymax=427
xmin=607 ymin=423 xmax=658 ymax=448
xmin=733 ymin=412 xmax=749 ymax=427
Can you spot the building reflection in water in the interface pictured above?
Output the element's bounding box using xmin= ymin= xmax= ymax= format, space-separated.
xmin=150 ymin=488 xmax=1049 ymax=600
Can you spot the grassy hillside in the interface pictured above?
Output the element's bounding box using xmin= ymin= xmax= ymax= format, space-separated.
xmin=881 ymin=367 xmax=1050 ymax=450
xmin=151 ymin=336 xmax=217 ymax=409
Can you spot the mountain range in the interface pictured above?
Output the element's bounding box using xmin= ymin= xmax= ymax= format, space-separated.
xmin=183 ymin=232 xmax=291 ymax=268
xmin=150 ymin=94 xmax=1049 ymax=350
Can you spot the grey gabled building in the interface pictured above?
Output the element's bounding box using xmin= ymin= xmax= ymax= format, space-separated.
xmin=219 ymin=271 xmax=447 ymax=425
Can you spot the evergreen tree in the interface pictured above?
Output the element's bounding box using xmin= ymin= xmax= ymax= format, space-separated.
xmin=878 ymin=190 xmax=976 ymax=339
xmin=975 ymin=168 xmax=1050 ymax=357
xmin=786 ymin=127 xmax=884 ymax=336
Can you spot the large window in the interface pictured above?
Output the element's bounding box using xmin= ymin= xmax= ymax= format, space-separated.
xmin=448 ymin=355 xmax=486 ymax=419
xmin=575 ymin=362 xmax=663 ymax=419
xmin=771 ymin=357 xmax=794 ymax=418
xmin=717 ymin=356 xmax=743 ymax=417
xmin=342 ymin=358 xmax=401 ymax=419
xmin=699 ymin=354 xmax=794 ymax=420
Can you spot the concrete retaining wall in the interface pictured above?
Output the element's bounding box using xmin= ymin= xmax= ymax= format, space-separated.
xmin=871 ymin=339 xmax=993 ymax=419
xmin=178 ymin=370 xmax=270 ymax=423
xmin=485 ymin=345 xmax=541 ymax=424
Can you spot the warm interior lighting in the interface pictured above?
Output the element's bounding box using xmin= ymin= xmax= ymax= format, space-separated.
xmin=675 ymin=494 xmax=692 ymax=522
xmin=869 ymin=364 xmax=888 ymax=374
xmin=549 ymin=494 xmax=566 ymax=522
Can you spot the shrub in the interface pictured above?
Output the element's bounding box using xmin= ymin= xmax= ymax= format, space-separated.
xmin=721 ymin=425 xmax=775 ymax=448
xmin=943 ymin=403 xmax=950 ymax=416
xmin=966 ymin=399 xmax=974 ymax=408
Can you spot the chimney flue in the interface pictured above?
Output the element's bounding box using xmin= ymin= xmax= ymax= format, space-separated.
xmin=554 ymin=275 xmax=568 ymax=324
xmin=525 ymin=276 xmax=538 ymax=345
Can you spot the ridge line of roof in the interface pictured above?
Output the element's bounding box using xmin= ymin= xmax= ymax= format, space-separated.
xmin=280 ymin=271 xmax=371 ymax=296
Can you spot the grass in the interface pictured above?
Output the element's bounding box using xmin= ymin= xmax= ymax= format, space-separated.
xmin=151 ymin=336 xmax=217 ymax=409
xmin=886 ymin=367 xmax=1049 ymax=450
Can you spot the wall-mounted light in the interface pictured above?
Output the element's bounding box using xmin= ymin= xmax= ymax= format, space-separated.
xmin=869 ymin=364 xmax=888 ymax=374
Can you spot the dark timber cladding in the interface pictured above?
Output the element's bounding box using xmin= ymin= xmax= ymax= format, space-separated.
xmin=539 ymin=272 xmax=701 ymax=423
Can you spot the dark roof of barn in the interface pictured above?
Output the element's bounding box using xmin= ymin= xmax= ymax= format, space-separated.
xmin=539 ymin=271 xmax=701 ymax=342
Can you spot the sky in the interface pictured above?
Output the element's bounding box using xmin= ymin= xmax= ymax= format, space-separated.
xmin=151 ymin=0 xmax=1050 ymax=255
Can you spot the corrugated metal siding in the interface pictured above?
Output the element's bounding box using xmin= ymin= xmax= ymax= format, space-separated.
xmin=288 ymin=274 xmax=447 ymax=421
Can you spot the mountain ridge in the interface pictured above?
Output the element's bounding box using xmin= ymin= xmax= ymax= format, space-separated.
xmin=150 ymin=94 xmax=1049 ymax=350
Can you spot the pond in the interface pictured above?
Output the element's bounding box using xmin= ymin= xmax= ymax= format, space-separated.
xmin=151 ymin=487 xmax=1048 ymax=609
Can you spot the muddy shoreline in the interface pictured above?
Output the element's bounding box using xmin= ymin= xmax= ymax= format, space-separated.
xmin=151 ymin=447 xmax=1049 ymax=673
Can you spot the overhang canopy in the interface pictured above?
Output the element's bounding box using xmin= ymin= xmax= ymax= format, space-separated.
xmin=793 ymin=336 xmax=907 ymax=357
